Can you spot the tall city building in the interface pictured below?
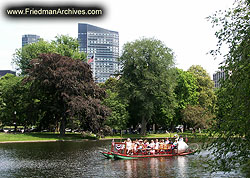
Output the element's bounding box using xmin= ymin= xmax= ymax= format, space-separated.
xmin=22 ymin=34 xmax=40 ymax=47
xmin=213 ymin=70 xmax=225 ymax=88
xmin=0 ymin=70 xmax=16 ymax=77
xmin=78 ymin=23 xmax=119 ymax=83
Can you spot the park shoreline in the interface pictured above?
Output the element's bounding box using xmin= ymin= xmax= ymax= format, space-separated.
xmin=0 ymin=132 xmax=207 ymax=144
xmin=0 ymin=139 xmax=91 ymax=144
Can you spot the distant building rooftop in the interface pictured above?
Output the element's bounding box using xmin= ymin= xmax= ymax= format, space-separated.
xmin=0 ymin=70 xmax=16 ymax=77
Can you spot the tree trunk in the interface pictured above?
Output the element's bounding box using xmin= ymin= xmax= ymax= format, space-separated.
xmin=60 ymin=116 xmax=66 ymax=136
xmin=140 ymin=116 xmax=147 ymax=136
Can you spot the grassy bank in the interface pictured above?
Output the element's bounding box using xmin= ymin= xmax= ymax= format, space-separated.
xmin=103 ymin=132 xmax=207 ymax=140
xmin=0 ymin=131 xmax=208 ymax=143
xmin=0 ymin=132 xmax=90 ymax=143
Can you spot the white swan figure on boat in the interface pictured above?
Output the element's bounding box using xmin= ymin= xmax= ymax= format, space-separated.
xmin=177 ymin=138 xmax=189 ymax=153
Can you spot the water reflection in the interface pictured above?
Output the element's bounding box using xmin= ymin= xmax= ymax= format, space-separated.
xmin=112 ymin=157 xmax=188 ymax=178
xmin=0 ymin=140 xmax=245 ymax=178
xmin=177 ymin=156 xmax=187 ymax=178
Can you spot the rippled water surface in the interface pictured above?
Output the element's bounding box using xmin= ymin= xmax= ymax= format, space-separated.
xmin=0 ymin=140 xmax=244 ymax=178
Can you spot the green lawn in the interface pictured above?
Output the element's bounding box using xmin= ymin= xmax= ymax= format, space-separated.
xmin=103 ymin=132 xmax=208 ymax=140
xmin=0 ymin=131 xmax=208 ymax=143
xmin=0 ymin=132 xmax=88 ymax=142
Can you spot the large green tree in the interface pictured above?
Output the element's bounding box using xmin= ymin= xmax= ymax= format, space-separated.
xmin=187 ymin=65 xmax=216 ymax=112
xmin=100 ymin=78 xmax=129 ymax=131
xmin=102 ymin=89 xmax=129 ymax=131
xmin=174 ymin=68 xmax=199 ymax=128
xmin=207 ymin=0 xmax=250 ymax=173
xmin=183 ymin=65 xmax=216 ymax=130
xmin=119 ymin=38 xmax=176 ymax=135
xmin=0 ymin=74 xmax=37 ymax=129
xmin=13 ymin=35 xmax=86 ymax=75
xmin=25 ymin=53 xmax=110 ymax=136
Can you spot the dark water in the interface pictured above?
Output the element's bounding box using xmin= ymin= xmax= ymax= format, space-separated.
xmin=0 ymin=140 xmax=244 ymax=178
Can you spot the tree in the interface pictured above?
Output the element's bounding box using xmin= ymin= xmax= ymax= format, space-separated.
xmin=182 ymin=105 xmax=214 ymax=131
xmin=99 ymin=77 xmax=119 ymax=93
xmin=102 ymin=89 xmax=129 ymax=131
xmin=119 ymin=38 xmax=176 ymax=135
xmin=187 ymin=65 xmax=216 ymax=112
xmin=207 ymin=0 xmax=250 ymax=173
xmin=174 ymin=68 xmax=199 ymax=128
xmin=25 ymin=53 xmax=110 ymax=136
xmin=13 ymin=35 xmax=86 ymax=75
xmin=100 ymin=78 xmax=129 ymax=131
xmin=0 ymin=74 xmax=37 ymax=128
xmin=0 ymin=74 xmax=22 ymax=127
xmin=185 ymin=65 xmax=216 ymax=130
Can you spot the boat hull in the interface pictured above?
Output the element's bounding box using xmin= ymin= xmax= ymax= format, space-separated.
xmin=112 ymin=151 xmax=195 ymax=160
xmin=101 ymin=151 xmax=114 ymax=159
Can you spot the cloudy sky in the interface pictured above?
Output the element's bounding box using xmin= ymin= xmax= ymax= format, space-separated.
xmin=0 ymin=0 xmax=235 ymax=77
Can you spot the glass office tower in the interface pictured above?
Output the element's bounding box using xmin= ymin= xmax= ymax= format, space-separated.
xmin=22 ymin=34 xmax=40 ymax=47
xmin=78 ymin=23 xmax=119 ymax=83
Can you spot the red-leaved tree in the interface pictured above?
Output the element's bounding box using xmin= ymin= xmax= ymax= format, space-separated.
xmin=25 ymin=53 xmax=110 ymax=136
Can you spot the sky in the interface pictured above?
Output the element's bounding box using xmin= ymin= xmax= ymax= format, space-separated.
xmin=0 ymin=0 xmax=235 ymax=78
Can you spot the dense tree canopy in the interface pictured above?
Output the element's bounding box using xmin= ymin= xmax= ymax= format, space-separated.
xmin=187 ymin=65 xmax=216 ymax=112
xmin=0 ymin=74 xmax=38 ymax=129
xmin=174 ymin=68 xmax=199 ymax=127
xmin=178 ymin=65 xmax=216 ymax=130
xmin=25 ymin=53 xmax=110 ymax=135
xmin=207 ymin=0 xmax=250 ymax=173
xmin=118 ymin=38 xmax=176 ymax=135
xmin=102 ymin=89 xmax=129 ymax=131
xmin=100 ymin=78 xmax=129 ymax=131
xmin=13 ymin=35 xmax=86 ymax=75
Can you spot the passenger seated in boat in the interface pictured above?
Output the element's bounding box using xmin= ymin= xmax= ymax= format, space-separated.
xmin=165 ymin=138 xmax=170 ymax=144
xmin=143 ymin=140 xmax=150 ymax=154
xmin=163 ymin=143 xmax=168 ymax=152
xmin=169 ymin=138 xmax=173 ymax=144
xmin=143 ymin=139 xmax=149 ymax=148
xmin=159 ymin=139 xmax=165 ymax=153
xmin=149 ymin=140 xmax=155 ymax=154
xmin=172 ymin=138 xmax=178 ymax=153
xmin=132 ymin=140 xmax=137 ymax=154
xmin=155 ymin=139 xmax=159 ymax=153
xmin=135 ymin=139 xmax=139 ymax=145
xmin=126 ymin=138 xmax=133 ymax=154
xmin=137 ymin=139 xmax=144 ymax=154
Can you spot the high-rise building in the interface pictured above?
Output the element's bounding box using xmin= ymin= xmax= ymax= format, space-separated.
xmin=78 ymin=23 xmax=119 ymax=83
xmin=0 ymin=70 xmax=16 ymax=77
xmin=22 ymin=34 xmax=40 ymax=47
xmin=213 ymin=70 xmax=225 ymax=88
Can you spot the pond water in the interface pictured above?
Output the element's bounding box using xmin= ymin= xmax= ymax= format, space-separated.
xmin=0 ymin=140 xmax=245 ymax=178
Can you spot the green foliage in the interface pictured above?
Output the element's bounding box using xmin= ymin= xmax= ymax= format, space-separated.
xmin=13 ymin=35 xmax=86 ymax=74
xmin=174 ymin=68 xmax=199 ymax=127
xmin=100 ymin=78 xmax=129 ymax=130
xmin=0 ymin=74 xmax=36 ymax=127
xmin=207 ymin=0 xmax=250 ymax=173
xmin=51 ymin=35 xmax=86 ymax=60
xmin=187 ymin=65 xmax=216 ymax=112
xmin=102 ymin=89 xmax=129 ymax=130
xmin=180 ymin=65 xmax=216 ymax=129
xmin=182 ymin=105 xmax=214 ymax=130
xmin=99 ymin=77 xmax=119 ymax=93
xmin=119 ymin=38 xmax=176 ymax=135
xmin=175 ymin=68 xmax=199 ymax=109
